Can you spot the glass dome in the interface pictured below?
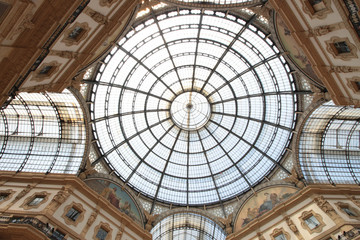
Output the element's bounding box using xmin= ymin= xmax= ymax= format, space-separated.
xmin=90 ymin=9 xmax=297 ymax=206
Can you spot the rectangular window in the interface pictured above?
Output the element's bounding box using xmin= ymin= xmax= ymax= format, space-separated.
xmin=0 ymin=193 xmax=9 ymax=201
xmin=65 ymin=207 xmax=81 ymax=221
xmin=96 ymin=228 xmax=108 ymax=240
xmin=304 ymin=215 xmax=320 ymax=229
xmin=275 ymin=234 xmax=287 ymax=240
xmin=334 ymin=41 xmax=351 ymax=54
xmin=68 ymin=26 xmax=84 ymax=40
xmin=342 ymin=207 xmax=357 ymax=217
xmin=28 ymin=196 xmax=45 ymax=206
xmin=39 ymin=65 xmax=53 ymax=75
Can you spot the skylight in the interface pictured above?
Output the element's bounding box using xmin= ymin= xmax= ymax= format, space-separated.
xmin=90 ymin=9 xmax=297 ymax=206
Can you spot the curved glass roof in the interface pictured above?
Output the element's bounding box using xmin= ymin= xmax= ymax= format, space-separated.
xmin=151 ymin=213 xmax=226 ymax=240
xmin=0 ymin=90 xmax=86 ymax=174
xmin=162 ymin=0 xmax=263 ymax=8
xmin=299 ymin=101 xmax=360 ymax=185
xmin=90 ymin=9 xmax=297 ymax=206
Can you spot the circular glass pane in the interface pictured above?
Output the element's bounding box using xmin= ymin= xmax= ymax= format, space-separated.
xmin=170 ymin=92 xmax=211 ymax=131
xmin=90 ymin=9 xmax=297 ymax=205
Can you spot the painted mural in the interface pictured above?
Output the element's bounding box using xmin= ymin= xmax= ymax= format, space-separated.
xmin=275 ymin=14 xmax=321 ymax=85
xmin=234 ymin=186 xmax=298 ymax=231
xmin=85 ymin=179 xmax=142 ymax=225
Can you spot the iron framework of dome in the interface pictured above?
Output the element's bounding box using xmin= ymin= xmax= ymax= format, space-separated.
xmin=89 ymin=8 xmax=298 ymax=206
xmin=161 ymin=0 xmax=265 ymax=8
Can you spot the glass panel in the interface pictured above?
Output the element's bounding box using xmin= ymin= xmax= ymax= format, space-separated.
xmin=89 ymin=9 xmax=297 ymax=205
xmin=28 ymin=196 xmax=44 ymax=206
xmin=305 ymin=215 xmax=320 ymax=229
xmin=65 ymin=207 xmax=80 ymax=221
xmin=96 ymin=228 xmax=108 ymax=240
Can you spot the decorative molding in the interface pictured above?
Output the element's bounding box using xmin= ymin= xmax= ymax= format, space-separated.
xmin=49 ymin=50 xmax=79 ymax=59
xmin=62 ymin=22 xmax=90 ymax=46
xmin=84 ymin=7 xmax=108 ymax=24
xmin=307 ymin=22 xmax=345 ymax=37
xmin=349 ymin=196 xmax=360 ymax=208
xmin=301 ymin=0 xmax=333 ymax=19
xmin=44 ymin=186 xmax=73 ymax=215
xmin=62 ymin=201 xmax=86 ymax=227
xmin=80 ymin=208 xmax=99 ymax=238
xmin=93 ymin=221 xmax=113 ymax=240
xmin=313 ymin=196 xmax=343 ymax=224
xmin=328 ymin=65 xmax=360 ymax=73
xmin=20 ymin=191 xmax=50 ymax=210
xmin=270 ymin=227 xmax=290 ymax=240
xmin=299 ymin=210 xmax=325 ymax=234
xmin=10 ymin=184 xmax=33 ymax=204
xmin=335 ymin=201 xmax=360 ymax=220
xmin=285 ymin=216 xmax=304 ymax=240
xmin=325 ymin=37 xmax=358 ymax=61
xmin=256 ymin=232 xmax=265 ymax=240
xmin=99 ymin=0 xmax=119 ymax=7
xmin=115 ymin=225 xmax=125 ymax=240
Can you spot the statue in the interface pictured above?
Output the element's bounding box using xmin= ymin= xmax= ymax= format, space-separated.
xmin=218 ymin=213 xmax=233 ymax=235
xmin=256 ymin=232 xmax=265 ymax=240
xmin=13 ymin=184 xmax=32 ymax=202
xmin=144 ymin=210 xmax=159 ymax=231
xmin=79 ymin=160 xmax=97 ymax=180
xmin=284 ymin=168 xmax=305 ymax=188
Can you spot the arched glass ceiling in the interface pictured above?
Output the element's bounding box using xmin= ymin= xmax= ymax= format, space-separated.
xmin=0 ymin=90 xmax=86 ymax=174
xmin=299 ymin=101 xmax=360 ymax=185
xmin=90 ymin=9 xmax=297 ymax=206
xmin=162 ymin=0 xmax=264 ymax=8
xmin=151 ymin=213 xmax=226 ymax=240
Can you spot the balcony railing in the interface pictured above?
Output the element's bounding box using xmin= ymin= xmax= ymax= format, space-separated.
xmin=0 ymin=215 xmax=64 ymax=240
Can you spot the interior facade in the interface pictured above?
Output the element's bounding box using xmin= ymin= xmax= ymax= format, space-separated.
xmin=0 ymin=0 xmax=360 ymax=239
